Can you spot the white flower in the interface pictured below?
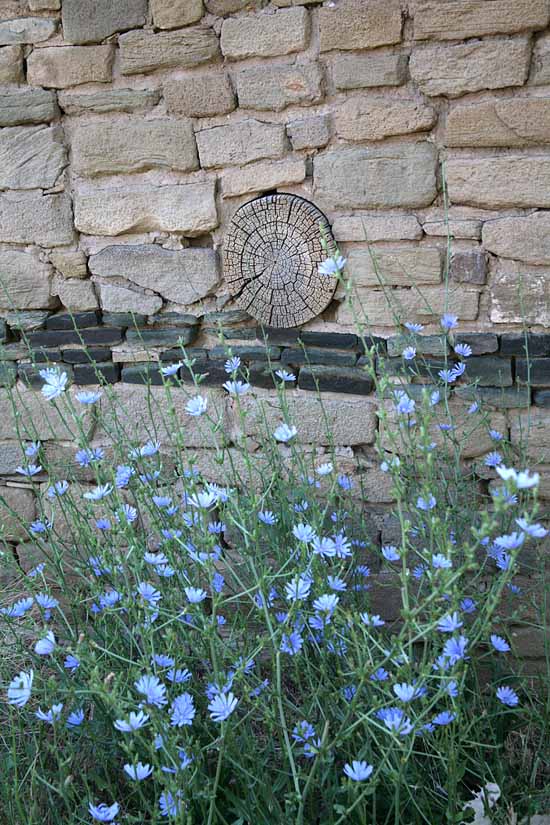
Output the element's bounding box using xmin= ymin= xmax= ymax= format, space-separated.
xmin=75 ymin=390 xmax=102 ymax=404
xmin=275 ymin=369 xmax=296 ymax=382
xmin=318 ymin=255 xmax=346 ymax=276
xmin=160 ymin=362 xmax=182 ymax=377
xmin=83 ymin=484 xmax=113 ymax=501
xmin=39 ymin=368 xmax=68 ymax=401
xmin=185 ymin=395 xmax=208 ymax=417
xmin=316 ymin=462 xmax=333 ymax=476
xmin=35 ymin=631 xmax=56 ymax=656
xmin=273 ymin=423 xmax=297 ymax=443
xmin=7 ymin=669 xmax=33 ymax=707
xmin=496 ymin=466 xmax=539 ymax=489
xmin=223 ymin=380 xmax=250 ymax=396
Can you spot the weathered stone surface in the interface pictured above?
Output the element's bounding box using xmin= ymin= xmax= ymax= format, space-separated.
xmin=62 ymin=0 xmax=147 ymax=44
xmin=49 ymin=250 xmax=87 ymax=279
xmin=30 ymin=0 xmax=61 ymax=9
xmin=221 ymin=8 xmax=308 ymax=60
xmin=346 ymin=247 xmax=442 ymax=287
xmin=534 ymin=390 xmax=550 ymax=407
xmin=221 ymin=157 xmax=306 ymax=198
xmin=273 ymin=0 xmax=323 ymax=5
xmin=0 ymin=385 xmax=93 ymax=440
xmin=336 ymin=286 xmax=479 ymax=326
xmin=0 ymin=17 xmax=56 ymax=45
xmin=6 ymin=311 xmax=49 ymax=331
xmin=410 ymin=37 xmax=530 ymax=97
xmin=164 ymin=72 xmax=235 ymax=117
xmin=0 ymin=486 xmax=36 ymax=542
xmin=28 ymin=326 xmax=122 ymax=346
xmin=387 ymin=334 xmax=448 ymax=357
xmin=412 ymin=0 xmax=550 ymax=41
xmin=490 ymin=260 xmax=550 ymax=325
xmin=450 ymin=250 xmax=487 ymax=285
xmin=333 ymin=214 xmax=422 ymax=243
xmin=125 ymin=327 xmax=197 ymax=346
xmin=422 ymin=210 xmax=483 ymax=239
xmin=516 ymin=358 xmax=550 ymax=386
xmin=74 ymin=183 xmax=217 ymax=237
xmin=45 ymin=311 xmax=99 ymax=330
xmin=314 ymin=143 xmax=437 ymax=209
xmin=281 ymin=347 xmax=356 ymax=367
xmin=59 ymin=88 xmax=160 ymax=115
xmin=463 ymin=356 xmax=513 ymax=387
xmin=332 ymin=49 xmax=407 ymax=90
xmin=456 ymin=385 xmax=530 ymax=409
xmin=0 ymin=249 xmax=54 ymax=309
xmin=119 ymin=26 xmax=219 ymax=75
xmin=0 ymin=442 xmax=25 ymax=475
xmin=235 ymin=389 xmax=378 ymax=446
xmin=298 ymin=366 xmax=373 ymax=395
xmin=98 ymin=283 xmax=162 ymax=315
xmin=196 ymin=119 xmax=286 ymax=168
xmin=287 ymin=114 xmax=330 ymax=150
xmin=0 ymin=45 xmax=23 ymax=83
xmin=337 ymin=97 xmax=436 ymax=141
xmin=0 ymin=88 xmax=58 ymax=126
xmin=89 ymin=245 xmax=219 ymax=304
xmin=530 ymin=32 xmax=550 ymax=85
xmin=73 ymin=120 xmax=197 ymax=176
xmin=205 ymin=0 xmax=249 ymax=11
xmin=0 ymin=125 xmax=66 ymax=190
xmin=52 ymin=277 xmax=98 ymax=311
xmin=320 ymin=0 xmax=402 ymax=52
xmin=0 ymin=192 xmax=73 ymax=247
xmin=152 ymin=0 xmax=203 ymax=28
xmin=447 ymin=155 xmax=550 ymax=209
xmin=74 ymin=362 xmax=119 ymax=384
xmin=511 ymin=408 xmax=550 ymax=461
xmin=27 ymin=45 xmax=114 ymax=88
xmin=500 ymin=333 xmax=550 ymax=356
xmin=483 ymin=213 xmax=550 ymax=265
xmin=446 ymin=98 xmax=550 ymax=147
xmin=235 ymin=62 xmax=322 ymax=112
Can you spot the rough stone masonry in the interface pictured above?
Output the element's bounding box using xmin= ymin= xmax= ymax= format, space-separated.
xmin=1 ymin=0 xmax=550 ymax=660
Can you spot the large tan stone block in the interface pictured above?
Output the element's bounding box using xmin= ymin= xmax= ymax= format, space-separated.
xmin=336 ymin=97 xmax=436 ymax=141
xmin=49 ymin=250 xmax=88 ymax=279
xmin=483 ymin=213 xmax=550 ymax=266
xmin=0 ymin=249 xmax=54 ymax=309
xmin=221 ymin=157 xmax=306 ymax=198
xmin=319 ymin=0 xmax=402 ymax=52
xmin=120 ymin=27 xmax=219 ymax=75
xmin=72 ymin=120 xmax=198 ymax=176
xmin=221 ymin=7 xmax=308 ymax=60
xmin=314 ymin=143 xmax=437 ymax=209
xmin=89 ymin=245 xmax=219 ymax=304
xmin=333 ymin=215 xmax=422 ymax=243
xmin=151 ymin=0 xmax=204 ymax=29
xmin=0 ymin=125 xmax=66 ymax=190
xmin=511 ymin=409 xmax=550 ymax=461
xmin=0 ymin=385 xmax=94 ymax=441
xmin=446 ymin=98 xmax=550 ymax=147
xmin=164 ymin=72 xmax=235 ymax=117
xmin=28 ymin=45 xmax=114 ymax=88
xmin=51 ymin=277 xmax=98 ymax=311
xmin=0 ymin=192 xmax=74 ymax=247
xmin=59 ymin=88 xmax=161 ymax=115
xmin=196 ymin=119 xmax=286 ymax=168
xmin=0 ymin=486 xmax=36 ymax=542
xmin=287 ymin=115 xmax=330 ymax=150
xmin=530 ymin=32 xmax=550 ymax=85
xmin=98 ymin=283 xmax=162 ymax=316
xmin=0 ymin=88 xmax=58 ymax=126
xmin=0 ymin=45 xmax=23 ymax=83
xmin=345 ymin=247 xmax=442 ymax=287
xmin=490 ymin=259 xmax=550 ymax=325
xmin=235 ymin=62 xmax=323 ymax=112
xmin=412 ymin=0 xmax=550 ymax=41
xmin=410 ymin=37 xmax=530 ymax=97
xmin=332 ymin=49 xmax=407 ymax=90
xmin=0 ymin=16 xmax=57 ymax=45
xmin=447 ymin=155 xmax=550 ymax=208
xmin=336 ymin=285 xmax=479 ymax=326
xmin=62 ymin=0 xmax=147 ymax=44
xmin=74 ymin=183 xmax=217 ymax=237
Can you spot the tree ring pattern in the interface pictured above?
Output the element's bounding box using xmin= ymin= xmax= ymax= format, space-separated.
xmin=223 ymin=194 xmax=338 ymax=328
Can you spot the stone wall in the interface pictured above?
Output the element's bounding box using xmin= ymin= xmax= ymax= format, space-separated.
xmin=1 ymin=1 xmax=550 ymax=652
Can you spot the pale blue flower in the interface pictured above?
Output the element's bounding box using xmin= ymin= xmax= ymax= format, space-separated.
xmin=159 ymin=791 xmax=182 ymax=818
xmin=515 ymin=518 xmax=548 ymax=538
xmin=484 ymin=451 xmax=502 ymax=468
xmin=258 ymin=510 xmax=278 ymax=524
xmin=36 ymin=703 xmax=63 ymax=724
xmin=35 ymin=631 xmax=56 ymax=655
xmin=76 ymin=390 xmax=101 ymax=404
xmin=134 ymin=674 xmax=167 ymax=708
xmin=161 ymin=362 xmax=182 ymax=377
xmin=437 ymin=612 xmax=463 ymax=633
xmin=318 ymin=255 xmax=346 ymax=276
xmin=35 ymin=593 xmax=59 ymax=611
xmin=83 ymin=484 xmax=112 ymax=501
xmin=402 ymin=346 xmax=416 ymax=360
xmin=15 ymin=463 xmax=42 ymax=477
xmin=223 ymin=380 xmax=250 ymax=396
xmin=167 ymin=668 xmax=192 ymax=684
xmin=185 ymin=395 xmax=208 ymax=416
xmin=39 ymin=368 xmax=68 ymax=400
xmin=47 ymin=480 xmax=69 ymax=498
xmin=377 ymin=707 xmax=413 ymax=735
xmin=275 ymin=369 xmax=296 ymax=382
xmin=394 ymin=390 xmax=415 ymax=415
xmin=285 ymin=575 xmax=311 ymax=602
xmin=491 ymin=634 xmax=510 ymax=653
xmin=495 ymin=531 xmax=524 ymax=551
xmin=1 ymin=597 xmax=34 ymax=618
xmin=360 ymin=612 xmax=385 ymax=627
xmin=496 ymin=466 xmax=539 ymax=489
xmin=404 ymin=322 xmax=424 ymax=333
xmin=382 ymin=544 xmax=400 ymax=561
xmin=123 ymin=762 xmax=153 ymax=780
xmin=312 ymin=535 xmax=336 ymax=558
xmin=280 ymin=631 xmax=303 ymax=655
xmin=89 ymin=801 xmax=119 ymax=822
xmin=24 ymin=441 xmax=40 ymax=457
xmin=313 ymin=594 xmax=339 ymax=614
xmin=170 ymin=692 xmax=196 ymax=727
xmin=440 ymin=313 xmax=458 ymax=331
xmin=489 ymin=429 xmax=504 ymax=441
xmin=273 ymin=422 xmax=297 ymax=442
xmin=443 ymin=635 xmax=469 ymax=664
xmin=433 ymin=711 xmax=456 ymax=726
xmin=64 ymin=654 xmax=80 ymax=672
xmin=208 ymin=691 xmax=238 ymax=722
xmin=7 ymin=669 xmax=33 ymax=707
xmin=432 ymin=553 xmax=452 ymax=569
xmin=343 ymin=760 xmax=373 ymax=781
xmin=393 ymin=682 xmax=421 ymax=702
xmin=67 ymin=708 xmax=84 ymax=728
xmin=185 ymin=586 xmax=207 ymax=604
xmin=327 ymin=575 xmax=347 ymax=591
xmin=224 ymin=356 xmax=241 ymax=373
xmin=292 ymin=523 xmax=316 ymax=542
xmin=438 ymin=369 xmax=457 ymax=384
xmin=75 ymin=447 xmax=104 ymax=467
xmin=292 ymin=720 xmax=315 ymax=742
xmin=454 ymin=343 xmax=472 ymax=357
xmin=114 ymin=711 xmax=149 ymax=732
xmin=496 ymin=686 xmax=519 ymax=707
xmin=137 ymin=582 xmax=161 ymax=605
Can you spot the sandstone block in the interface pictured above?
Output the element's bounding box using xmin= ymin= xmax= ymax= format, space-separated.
xmin=119 ymin=27 xmax=219 ymax=75
xmin=30 ymin=0 xmax=61 ymax=9
xmin=336 ymin=285 xmax=479 ymax=326
xmin=196 ymin=119 xmax=286 ymax=168
xmin=490 ymin=260 xmax=550 ymax=325
xmin=74 ymin=183 xmax=217 ymax=237
xmin=0 ymin=442 xmax=24 ymax=476
xmin=164 ymin=72 xmax=235 ymax=117
xmin=89 ymin=245 xmax=219 ymax=305
xmin=332 ymin=49 xmax=408 ymax=90
xmin=221 ymin=8 xmax=308 ymax=59
xmin=483 ymin=213 xmax=550 ymax=266
xmin=412 ymin=0 xmax=550 ymax=40
xmin=446 ymin=98 xmax=550 ymax=147
xmin=0 ymin=385 xmax=94 ymax=440
xmin=337 ymin=97 xmax=436 ymax=141
xmin=319 ymin=0 xmax=402 ymax=52
xmin=346 ymin=247 xmax=442 ymax=287
xmin=0 ymin=125 xmax=66 ymax=190
xmin=410 ymin=37 xmax=530 ymax=97
xmin=0 ymin=249 xmax=54 ymax=309
xmin=0 ymin=45 xmax=23 ymax=83
xmin=27 ymin=45 xmax=114 ymax=88
xmin=49 ymin=250 xmax=88 ymax=279
xmin=62 ymin=0 xmax=147 ymax=44
xmin=0 ymin=17 xmax=56 ymax=45
xmin=152 ymin=0 xmax=204 ymax=29
xmin=287 ymin=114 xmax=330 ymax=150
xmin=52 ymin=276 xmax=98 ymax=311
xmin=511 ymin=409 xmax=550 ymax=461
xmin=332 ymin=215 xmax=422 ymax=242
xmin=0 ymin=487 xmax=36 ymax=542
xmin=0 ymin=88 xmax=59 ymax=126
xmin=530 ymin=32 xmax=550 ymax=85
xmin=73 ymin=120 xmax=197 ymax=176
xmin=205 ymin=0 xmax=249 ymax=12
xmin=221 ymin=157 xmax=306 ymax=198
xmin=450 ymin=250 xmax=486 ymax=285
xmin=314 ymin=143 xmax=437 ymax=209
xmin=235 ymin=62 xmax=322 ymax=112
xmin=447 ymin=155 xmax=550 ymax=209
xmin=0 ymin=192 xmax=73 ymax=247
xmin=59 ymin=88 xmax=161 ymax=115
xmin=98 ymin=283 xmax=162 ymax=315
xmin=273 ymin=0 xmax=323 ymax=5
